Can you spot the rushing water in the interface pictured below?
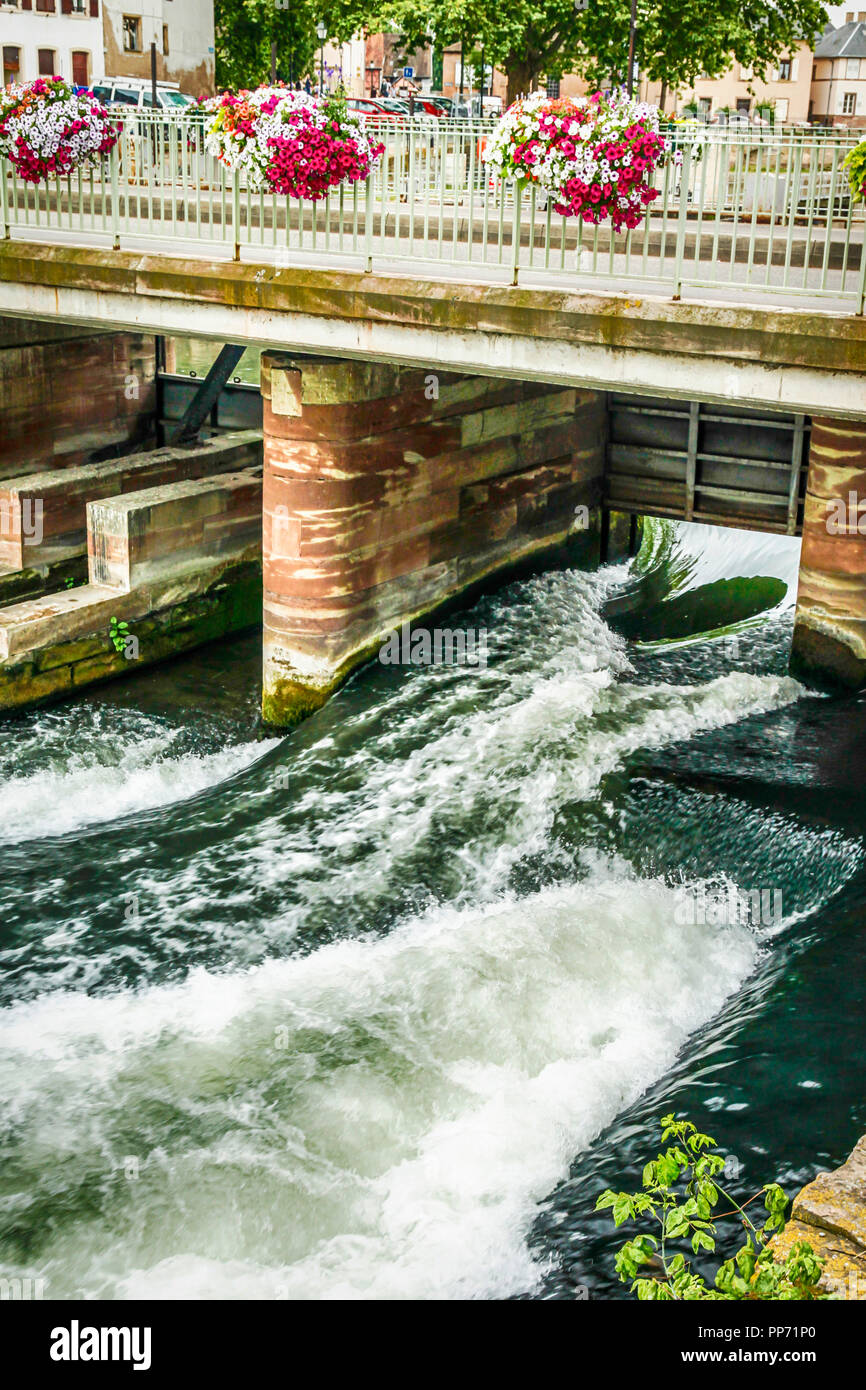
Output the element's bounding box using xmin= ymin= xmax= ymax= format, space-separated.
xmin=1 ymin=519 xmax=864 ymax=1301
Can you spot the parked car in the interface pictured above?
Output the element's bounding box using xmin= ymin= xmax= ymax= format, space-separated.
xmin=90 ymin=80 xmax=198 ymax=113
xmin=427 ymin=94 xmax=454 ymax=117
xmin=346 ymin=97 xmax=405 ymax=122
xmin=373 ymin=98 xmax=439 ymax=128
xmin=347 ymin=97 xmax=436 ymax=128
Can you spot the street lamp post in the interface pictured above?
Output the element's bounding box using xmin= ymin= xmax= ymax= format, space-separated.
xmin=316 ymin=20 xmax=327 ymax=95
xmin=626 ymin=0 xmax=638 ymax=96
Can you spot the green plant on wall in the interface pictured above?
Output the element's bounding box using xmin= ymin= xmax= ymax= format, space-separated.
xmin=109 ymin=617 xmax=130 ymax=655
xmin=843 ymin=140 xmax=866 ymax=205
xmin=596 ymin=1113 xmax=827 ymax=1300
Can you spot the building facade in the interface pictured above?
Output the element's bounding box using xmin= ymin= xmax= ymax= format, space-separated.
xmin=810 ymin=18 xmax=866 ymax=125
xmin=319 ymin=35 xmax=366 ymax=97
xmin=1 ymin=0 xmax=103 ymax=88
xmin=679 ymin=43 xmax=815 ymax=124
xmin=101 ymin=0 xmax=215 ymax=95
xmin=364 ymin=31 xmax=431 ymax=97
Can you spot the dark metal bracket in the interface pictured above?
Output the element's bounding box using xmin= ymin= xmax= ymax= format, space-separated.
xmin=172 ymin=344 xmax=246 ymax=445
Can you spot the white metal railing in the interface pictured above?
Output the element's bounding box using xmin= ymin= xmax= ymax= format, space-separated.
xmin=1 ymin=112 xmax=864 ymax=311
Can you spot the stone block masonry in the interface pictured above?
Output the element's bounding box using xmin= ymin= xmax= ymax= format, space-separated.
xmin=792 ymin=419 xmax=866 ymax=688
xmin=0 ymin=329 xmax=157 ymax=476
xmin=0 ymin=431 xmax=262 ymax=572
xmin=88 ymin=469 xmax=263 ymax=591
xmin=261 ymin=355 xmax=606 ymax=727
xmin=0 ymin=468 xmax=263 ymax=714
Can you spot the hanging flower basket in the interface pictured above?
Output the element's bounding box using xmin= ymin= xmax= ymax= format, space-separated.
xmin=842 ymin=139 xmax=866 ymax=205
xmin=202 ymin=87 xmax=384 ymax=201
xmin=483 ymin=89 xmax=679 ymax=232
xmin=0 ymin=78 xmax=121 ymax=185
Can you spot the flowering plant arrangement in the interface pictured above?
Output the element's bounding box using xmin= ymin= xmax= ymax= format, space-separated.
xmin=843 ymin=139 xmax=866 ymax=205
xmin=483 ymin=89 xmax=679 ymax=232
xmin=203 ymin=86 xmax=384 ymax=200
xmin=0 ymin=77 xmax=120 ymax=185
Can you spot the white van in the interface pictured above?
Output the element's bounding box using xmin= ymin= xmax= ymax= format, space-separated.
xmin=90 ymin=79 xmax=197 ymax=112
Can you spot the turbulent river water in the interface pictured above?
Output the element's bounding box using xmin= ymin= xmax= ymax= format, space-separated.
xmin=1 ymin=519 xmax=864 ymax=1301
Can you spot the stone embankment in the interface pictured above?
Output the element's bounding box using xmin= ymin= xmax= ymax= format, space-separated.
xmin=774 ymin=1137 xmax=866 ymax=1299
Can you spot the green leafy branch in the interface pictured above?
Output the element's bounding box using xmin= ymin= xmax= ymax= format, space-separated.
xmin=596 ymin=1113 xmax=827 ymax=1300
xmin=843 ymin=140 xmax=866 ymax=206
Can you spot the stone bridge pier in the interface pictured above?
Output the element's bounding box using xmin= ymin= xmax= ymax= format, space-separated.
xmin=793 ymin=419 xmax=866 ymax=688
xmin=261 ymin=354 xmax=607 ymax=726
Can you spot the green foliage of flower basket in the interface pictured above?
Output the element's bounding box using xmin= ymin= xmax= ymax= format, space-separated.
xmin=843 ymin=140 xmax=866 ymax=204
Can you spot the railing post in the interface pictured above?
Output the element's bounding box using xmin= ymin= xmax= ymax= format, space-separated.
xmin=858 ymin=235 xmax=866 ymax=316
xmin=232 ymin=169 xmax=241 ymax=262
xmin=511 ymin=180 xmax=522 ymax=286
xmin=110 ymin=144 xmax=120 ymax=251
xmin=0 ymin=160 xmax=10 ymax=240
xmin=364 ymin=172 xmax=373 ymax=272
xmin=672 ymin=142 xmax=692 ymax=300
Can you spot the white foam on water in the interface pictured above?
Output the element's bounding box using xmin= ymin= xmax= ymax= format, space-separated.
xmin=0 ymin=726 xmax=280 ymax=842
xmin=0 ymin=548 xmax=815 ymax=1300
xmin=0 ymin=870 xmax=759 ymax=1301
xmin=209 ymin=564 xmax=805 ymax=914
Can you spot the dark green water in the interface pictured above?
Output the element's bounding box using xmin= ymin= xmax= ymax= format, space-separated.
xmin=0 ymin=519 xmax=863 ymax=1300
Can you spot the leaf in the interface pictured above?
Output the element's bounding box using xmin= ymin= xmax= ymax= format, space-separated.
xmin=613 ymin=1195 xmax=632 ymax=1227
xmin=665 ymin=1209 xmax=690 ymax=1239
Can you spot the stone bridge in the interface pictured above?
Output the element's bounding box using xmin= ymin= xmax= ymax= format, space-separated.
xmin=0 ymin=234 xmax=865 ymax=722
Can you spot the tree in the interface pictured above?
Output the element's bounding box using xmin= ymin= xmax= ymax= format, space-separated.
xmin=574 ymin=0 xmax=828 ymax=96
xmin=213 ymin=0 xmax=320 ymax=91
xmin=331 ymin=0 xmax=828 ymax=106
xmin=378 ymin=0 xmax=571 ymax=102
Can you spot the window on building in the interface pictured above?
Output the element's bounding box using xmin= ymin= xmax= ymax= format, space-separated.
xmin=698 ymin=97 xmax=712 ymax=117
xmin=3 ymin=47 xmax=21 ymax=85
xmin=71 ymin=0 xmax=86 ymax=11
xmin=774 ymin=98 xmax=789 ymax=121
xmin=545 ymin=77 xmax=560 ymax=98
xmin=736 ymin=97 xmax=751 ymax=114
xmin=739 ymin=65 xmax=753 ymax=81
xmin=163 ymin=25 xmax=169 ymax=56
xmin=778 ymin=58 xmax=792 ymax=81
xmin=845 ymin=58 xmax=861 ymax=80
xmin=842 ymin=91 xmax=857 ymax=115
xmin=122 ymin=15 xmax=143 ymax=52
xmin=71 ymin=51 xmax=89 ymax=86
xmin=38 ymin=50 xmax=57 ymax=77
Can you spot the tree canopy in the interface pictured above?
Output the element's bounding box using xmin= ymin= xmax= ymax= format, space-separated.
xmin=214 ymin=0 xmax=829 ymax=105
xmin=214 ymin=0 xmax=319 ymax=91
xmin=328 ymin=0 xmax=829 ymax=103
xmin=575 ymin=0 xmax=829 ymax=93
